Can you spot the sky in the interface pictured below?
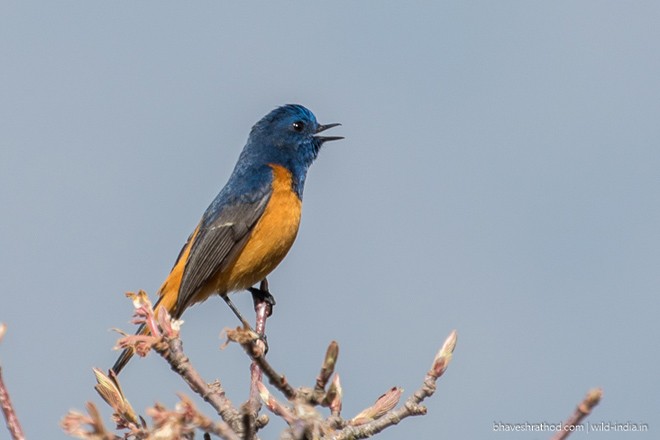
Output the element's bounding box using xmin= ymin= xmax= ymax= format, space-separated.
xmin=1 ymin=2 xmax=659 ymax=439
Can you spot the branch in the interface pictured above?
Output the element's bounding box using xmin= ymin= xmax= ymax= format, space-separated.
xmin=314 ymin=341 xmax=339 ymax=405
xmin=223 ymin=325 xmax=296 ymax=400
xmin=550 ymin=388 xmax=603 ymax=440
xmin=156 ymin=333 xmax=243 ymax=432
xmin=331 ymin=330 xmax=457 ymax=439
xmin=0 ymin=324 xmax=26 ymax=440
xmin=64 ymin=392 xmax=243 ymax=440
xmin=113 ymin=291 xmax=244 ymax=434
xmin=148 ymin=394 xmax=241 ymax=440
xmin=61 ymin=402 xmax=122 ymax=440
xmin=69 ymin=288 xmax=461 ymax=439
xmin=241 ymin=280 xmax=274 ymax=439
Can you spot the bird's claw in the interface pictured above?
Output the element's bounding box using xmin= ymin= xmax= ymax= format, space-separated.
xmin=257 ymin=333 xmax=269 ymax=354
xmin=248 ymin=286 xmax=276 ymax=307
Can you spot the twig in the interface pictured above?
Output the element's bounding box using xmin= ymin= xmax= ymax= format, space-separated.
xmin=78 ymin=286 xmax=464 ymax=439
xmin=61 ymin=402 xmax=122 ymax=440
xmin=258 ymin=382 xmax=296 ymax=425
xmin=225 ymin=325 xmax=296 ymax=400
xmin=326 ymin=374 xmax=343 ymax=419
xmin=0 ymin=324 xmax=25 ymax=440
xmin=331 ymin=330 xmax=457 ymax=440
xmin=156 ymin=333 xmax=243 ymax=433
xmin=0 ymin=368 xmax=24 ymax=440
xmin=550 ymin=388 xmax=603 ymax=440
xmin=250 ymin=349 xmax=296 ymax=399
xmin=118 ymin=292 xmax=244 ymax=433
xmin=197 ymin=416 xmax=243 ymax=440
xmin=242 ymin=279 xmax=274 ymax=439
xmin=149 ymin=394 xmax=241 ymax=440
xmin=314 ymin=341 xmax=339 ymax=405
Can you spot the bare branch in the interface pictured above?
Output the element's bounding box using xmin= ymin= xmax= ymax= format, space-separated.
xmin=148 ymin=394 xmax=241 ymax=440
xmin=257 ymin=382 xmax=296 ymax=424
xmin=61 ymin=402 xmax=121 ymax=440
xmin=114 ymin=292 xmax=244 ymax=433
xmin=325 ymin=374 xmax=343 ymax=418
xmin=550 ymin=388 xmax=603 ymax=440
xmin=315 ymin=341 xmax=339 ymax=396
xmin=70 ymin=285 xmax=464 ymax=439
xmin=0 ymin=324 xmax=26 ymax=440
xmin=224 ymin=326 xmax=296 ymax=400
xmin=331 ymin=330 xmax=458 ymax=440
xmin=242 ymin=280 xmax=274 ymax=439
xmin=156 ymin=328 xmax=243 ymax=432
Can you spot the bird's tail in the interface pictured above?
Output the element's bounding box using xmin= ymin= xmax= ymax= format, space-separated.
xmin=111 ymin=322 xmax=147 ymax=375
xmin=111 ymin=294 xmax=176 ymax=374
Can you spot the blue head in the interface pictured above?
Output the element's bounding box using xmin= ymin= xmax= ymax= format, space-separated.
xmin=234 ymin=104 xmax=342 ymax=197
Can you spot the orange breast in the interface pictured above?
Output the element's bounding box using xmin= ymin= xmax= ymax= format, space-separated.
xmin=213 ymin=163 xmax=302 ymax=293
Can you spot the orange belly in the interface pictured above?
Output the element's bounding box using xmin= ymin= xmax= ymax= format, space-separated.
xmin=212 ymin=163 xmax=302 ymax=293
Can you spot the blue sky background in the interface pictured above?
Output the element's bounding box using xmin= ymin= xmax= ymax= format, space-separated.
xmin=1 ymin=2 xmax=658 ymax=439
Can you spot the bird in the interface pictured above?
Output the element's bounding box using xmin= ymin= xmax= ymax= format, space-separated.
xmin=111 ymin=104 xmax=342 ymax=374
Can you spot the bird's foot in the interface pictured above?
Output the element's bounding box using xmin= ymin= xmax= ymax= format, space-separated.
xmin=248 ymin=286 xmax=276 ymax=309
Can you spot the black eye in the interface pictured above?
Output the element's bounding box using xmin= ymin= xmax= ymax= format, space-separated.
xmin=292 ymin=121 xmax=305 ymax=132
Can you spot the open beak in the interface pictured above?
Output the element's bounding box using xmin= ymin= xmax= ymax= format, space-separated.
xmin=314 ymin=123 xmax=344 ymax=143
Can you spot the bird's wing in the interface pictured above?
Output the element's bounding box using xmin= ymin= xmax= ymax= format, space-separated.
xmin=174 ymin=192 xmax=271 ymax=313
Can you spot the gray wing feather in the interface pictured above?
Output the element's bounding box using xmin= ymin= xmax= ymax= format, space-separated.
xmin=175 ymin=194 xmax=270 ymax=313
